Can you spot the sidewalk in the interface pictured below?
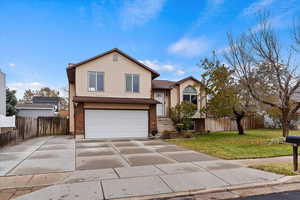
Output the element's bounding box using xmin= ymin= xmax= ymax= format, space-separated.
xmin=0 ymin=160 xmax=282 ymax=200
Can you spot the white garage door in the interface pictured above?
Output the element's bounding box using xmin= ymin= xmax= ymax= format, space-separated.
xmin=85 ymin=109 xmax=148 ymax=139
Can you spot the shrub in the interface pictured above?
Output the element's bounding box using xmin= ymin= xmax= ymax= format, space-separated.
xmin=170 ymin=101 xmax=196 ymax=132
xmin=183 ymin=131 xmax=194 ymax=138
xmin=161 ymin=130 xmax=181 ymax=139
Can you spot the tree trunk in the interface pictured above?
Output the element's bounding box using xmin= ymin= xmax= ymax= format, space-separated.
xmin=236 ymin=115 xmax=244 ymax=135
xmin=233 ymin=109 xmax=245 ymax=135
xmin=282 ymin=113 xmax=290 ymax=137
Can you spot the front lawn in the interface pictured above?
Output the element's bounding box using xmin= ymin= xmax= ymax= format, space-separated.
xmin=250 ymin=163 xmax=299 ymax=176
xmin=166 ymin=129 xmax=300 ymax=159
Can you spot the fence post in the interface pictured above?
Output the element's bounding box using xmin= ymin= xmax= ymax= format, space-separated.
xmin=36 ymin=117 xmax=39 ymax=137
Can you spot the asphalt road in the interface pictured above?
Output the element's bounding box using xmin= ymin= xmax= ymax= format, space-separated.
xmin=229 ymin=190 xmax=300 ymax=200
xmin=161 ymin=190 xmax=300 ymax=200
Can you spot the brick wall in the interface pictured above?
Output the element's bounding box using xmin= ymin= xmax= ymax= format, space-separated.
xmin=149 ymin=104 xmax=158 ymax=136
xmin=74 ymin=103 xmax=84 ymax=136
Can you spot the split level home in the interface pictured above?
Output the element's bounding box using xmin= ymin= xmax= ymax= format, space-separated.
xmin=67 ymin=48 xmax=206 ymax=139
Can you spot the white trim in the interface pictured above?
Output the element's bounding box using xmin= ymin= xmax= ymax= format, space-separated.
xmin=16 ymin=107 xmax=54 ymax=110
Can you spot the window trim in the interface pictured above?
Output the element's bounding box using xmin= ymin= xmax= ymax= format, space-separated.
xmin=183 ymin=85 xmax=198 ymax=106
xmin=125 ymin=73 xmax=140 ymax=93
xmin=88 ymin=71 xmax=104 ymax=92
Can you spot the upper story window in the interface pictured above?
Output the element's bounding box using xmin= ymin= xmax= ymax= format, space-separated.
xmin=183 ymin=85 xmax=197 ymax=105
xmin=125 ymin=74 xmax=139 ymax=93
xmin=88 ymin=71 xmax=104 ymax=92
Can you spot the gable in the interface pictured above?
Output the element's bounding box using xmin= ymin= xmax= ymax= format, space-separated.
xmin=67 ymin=48 xmax=159 ymax=83
xmin=75 ymin=51 xmax=153 ymax=75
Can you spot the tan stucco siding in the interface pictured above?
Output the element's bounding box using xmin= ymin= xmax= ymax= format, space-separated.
xmin=84 ymin=103 xmax=149 ymax=110
xmin=75 ymin=52 xmax=152 ymax=98
xmin=69 ymin=83 xmax=75 ymax=133
xmin=178 ymin=79 xmax=206 ymax=118
xmin=170 ymin=87 xmax=179 ymax=108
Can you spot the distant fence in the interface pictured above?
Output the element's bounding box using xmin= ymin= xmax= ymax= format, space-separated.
xmin=0 ymin=115 xmax=15 ymax=127
xmin=205 ymin=116 xmax=264 ymax=132
xmin=0 ymin=116 xmax=69 ymax=147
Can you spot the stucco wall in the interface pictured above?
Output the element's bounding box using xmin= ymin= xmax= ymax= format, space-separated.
xmin=170 ymin=86 xmax=179 ymax=108
xmin=169 ymin=79 xmax=206 ymax=118
xmin=0 ymin=72 xmax=6 ymax=116
xmin=75 ymin=52 xmax=152 ymax=99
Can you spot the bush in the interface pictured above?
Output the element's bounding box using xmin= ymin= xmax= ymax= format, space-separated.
xmin=170 ymin=101 xmax=196 ymax=132
xmin=183 ymin=131 xmax=194 ymax=138
xmin=161 ymin=130 xmax=188 ymax=139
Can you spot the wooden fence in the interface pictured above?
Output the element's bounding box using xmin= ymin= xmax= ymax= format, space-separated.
xmin=13 ymin=116 xmax=69 ymax=141
xmin=37 ymin=117 xmax=69 ymax=136
xmin=205 ymin=116 xmax=264 ymax=132
xmin=16 ymin=117 xmax=37 ymax=139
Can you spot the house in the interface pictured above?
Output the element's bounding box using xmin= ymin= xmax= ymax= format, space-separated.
xmin=67 ymin=48 xmax=206 ymax=139
xmin=16 ymin=104 xmax=56 ymax=118
xmin=32 ymin=96 xmax=61 ymax=112
xmin=0 ymin=70 xmax=6 ymax=116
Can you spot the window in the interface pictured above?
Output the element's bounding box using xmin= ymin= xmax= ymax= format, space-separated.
xmin=126 ymin=74 xmax=139 ymax=92
xmin=113 ymin=54 xmax=118 ymax=62
xmin=88 ymin=72 xmax=104 ymax=92
xmin=183 ymin=85 xmax=197 ymax=105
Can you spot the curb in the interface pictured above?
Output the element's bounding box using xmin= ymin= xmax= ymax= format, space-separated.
xmin=116 ymin=175 xmax=300 ymax=200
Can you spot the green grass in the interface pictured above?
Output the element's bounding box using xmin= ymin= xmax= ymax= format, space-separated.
xmin=166 ymin=129 xmax=300 ymax=159
xmin=250 ymin=163 xmax=299 ymax=176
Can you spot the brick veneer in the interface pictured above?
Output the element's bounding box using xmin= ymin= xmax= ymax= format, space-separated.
xmin=74 ymin=103 xmax=84 ymax=136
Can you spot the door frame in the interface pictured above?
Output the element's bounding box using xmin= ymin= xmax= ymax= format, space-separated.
xmin=154 ymin=91 xmax=165 ymax=117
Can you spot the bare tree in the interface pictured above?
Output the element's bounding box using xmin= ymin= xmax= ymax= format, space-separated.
xmin=225 ymin=15 xmax=300 ymax=137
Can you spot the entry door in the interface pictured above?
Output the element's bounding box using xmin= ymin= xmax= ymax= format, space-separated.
xmin=85 ymin=110 xmax=148 ymax=139
xmin=154 ymin=92 xmax=165 ymax=116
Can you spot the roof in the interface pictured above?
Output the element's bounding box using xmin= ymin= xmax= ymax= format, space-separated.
xmin=32 ymin=96 xmax=61 ymax=103
xmin=73 ymin=96 xmax=160 ymax=105
xmin=16 ymin=104 xmax=55 ymax=110
xmin=152 ymin=80 xmax=175 ymax=89
xmin=152 ymin=76 xmax=204 ymax=90
xmin=175 ymin=76 xmax=204 ymax=86
xmin=67 ymin=48 xmax=160 ymax=83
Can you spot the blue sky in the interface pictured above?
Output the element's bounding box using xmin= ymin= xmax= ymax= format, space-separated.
xmin=0 ymin=0 xmax=299 ymax=98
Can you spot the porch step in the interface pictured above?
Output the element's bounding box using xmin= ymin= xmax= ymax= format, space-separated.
xmin=157 ymin=117 xmax=176 ymax=133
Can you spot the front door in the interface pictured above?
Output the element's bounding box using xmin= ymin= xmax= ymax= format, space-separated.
xmin=154 ymin=92 xmax=165 ymax=116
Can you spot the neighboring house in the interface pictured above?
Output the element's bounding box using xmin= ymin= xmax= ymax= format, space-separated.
xmin=0 ymin=70 xmax=6 ymax=116
xmin=32 ymin=96 xmax=61 ymax=112
xmin=67 ymin=48 xmax=206 ymax=139
xmin=16 ymin=104 xmax=55 ymax=118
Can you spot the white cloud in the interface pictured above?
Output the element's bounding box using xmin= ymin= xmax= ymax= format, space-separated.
xmin=9 ymin=63 xmax=16 ymax=67
xmin=7 ymin=82 xmax=45 ymax=99
xmin=139 ymin=60 xmax=176 ymax=72
xmin=243 ymin=0 xmax=275 ymax=16
xmin=120 ymin=0 xmax=166 ymax=28
xmin=140 ymin=59 xmax=187 ymax=77
xmin=168 ymin=37 xmax=211 ymax=58
xmin=176 ymin=70 xmax=185 ymax=75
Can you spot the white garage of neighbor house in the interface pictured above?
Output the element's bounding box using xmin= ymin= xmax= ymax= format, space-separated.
xmin=16 ymin=104 xmax=56 ymax=118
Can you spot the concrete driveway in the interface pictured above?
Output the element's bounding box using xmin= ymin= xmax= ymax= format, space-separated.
xmin=0 ymin=136 xmax=283 ymax=200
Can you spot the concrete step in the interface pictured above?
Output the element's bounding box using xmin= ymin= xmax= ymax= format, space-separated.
xmin=157 ymin=117 xmax=176 ymax=133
